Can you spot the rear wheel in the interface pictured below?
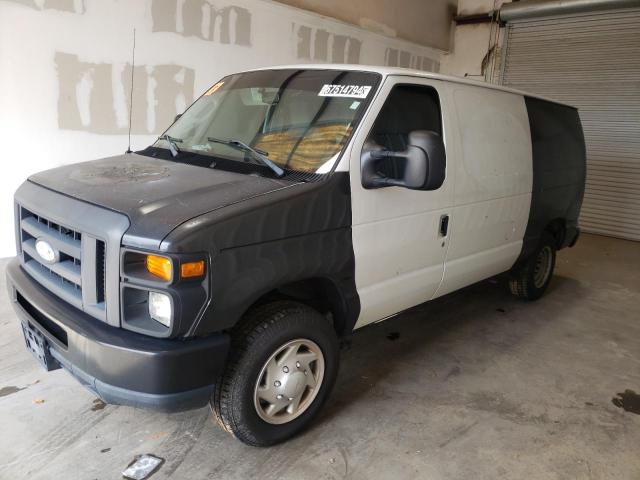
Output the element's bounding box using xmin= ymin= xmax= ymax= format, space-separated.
xmin=509 ymin=233 xmax=556 ymax=300
xmin=210 ymin=301 xmax=339 ymax=446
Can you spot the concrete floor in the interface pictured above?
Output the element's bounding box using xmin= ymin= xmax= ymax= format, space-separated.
xmin=0 ymin=233 xmax=638 ymax=479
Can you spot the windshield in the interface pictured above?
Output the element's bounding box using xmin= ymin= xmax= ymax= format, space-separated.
xmin=153 ymin=69 xmax=380 ymax=177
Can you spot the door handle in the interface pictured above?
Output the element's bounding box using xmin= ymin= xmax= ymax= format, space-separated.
xmin=439 ymin=214 xmax=449 ymax=237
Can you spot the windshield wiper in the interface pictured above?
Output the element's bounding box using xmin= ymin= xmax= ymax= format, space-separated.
xmin=158 ymin=134 xmax=182 ymax=157
xmin=207 ymin=137 xmax=284 ymax=177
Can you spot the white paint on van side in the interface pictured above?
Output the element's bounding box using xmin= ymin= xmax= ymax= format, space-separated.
xmin=350 ymin=75 xmax=453 ymax=328
xmin=348 ymin=74 xmax=533 ymax=328
xmin=433 ymin=85 xmax=532 ymax=298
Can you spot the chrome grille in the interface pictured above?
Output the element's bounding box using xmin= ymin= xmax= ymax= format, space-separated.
xmin=19 ymin=206 xmax=107 ymax=321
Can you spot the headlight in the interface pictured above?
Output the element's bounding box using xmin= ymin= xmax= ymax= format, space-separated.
xmin=148 ymin=291 xmax=172 ymax=327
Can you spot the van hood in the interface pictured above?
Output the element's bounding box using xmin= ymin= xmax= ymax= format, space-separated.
xmin=28 ymin=154 xmax=293 ymax=249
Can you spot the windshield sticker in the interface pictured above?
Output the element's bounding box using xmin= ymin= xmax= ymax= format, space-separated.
xmin=204 ymin=81 xmax=225 ymax=96
xmin=349 ymin=101 xmax=361 ymax=110
xmin=190 ymin=144 xmax=212 ymax=152
xmin=318 ymin=84 xmax=371 ymax=99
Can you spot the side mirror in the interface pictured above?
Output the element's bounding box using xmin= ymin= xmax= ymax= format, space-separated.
xmin=361 ymin=130 xmax=446 ymax=190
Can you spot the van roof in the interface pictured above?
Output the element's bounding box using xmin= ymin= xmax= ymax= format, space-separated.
xmin=244 ymin=64 xmax=575 ymax=109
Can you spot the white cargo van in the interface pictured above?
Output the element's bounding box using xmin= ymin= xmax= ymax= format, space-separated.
xmin=8 ymin=65 xmax=585 ymax=446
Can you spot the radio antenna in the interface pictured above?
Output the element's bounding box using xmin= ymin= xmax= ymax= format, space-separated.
xmin=126 ymin=28 xmax=136 ymax=154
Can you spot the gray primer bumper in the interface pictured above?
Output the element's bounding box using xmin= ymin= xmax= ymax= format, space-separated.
xmin=6 ymin=258 xmax=230 ymax=412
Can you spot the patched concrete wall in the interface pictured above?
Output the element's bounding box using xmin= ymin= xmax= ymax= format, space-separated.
xmin=4 ymin=0 xmax=84 ymax=13
xmin=275 ymin=0 xmax=456 ymax=51
xmin=385 ymin=48 xmax=440 ymax=73
xmin=0 ymin=0 xmax=443 ymax=256
xmin=56 ymin=53 xmax=195 ymax=134
xmin=151 ymin=0 xmax=252 ymax=45
xmin=293 ymin=24 xmax=361 ymax=63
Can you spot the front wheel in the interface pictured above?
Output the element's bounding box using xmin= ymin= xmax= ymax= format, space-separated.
xmin=509 ymin=233 xmax=556 ymax=301
xmin=210 ymin=301 xmax=339 ymax=446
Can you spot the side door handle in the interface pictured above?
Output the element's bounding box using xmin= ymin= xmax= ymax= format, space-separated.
xmin=439 ymin=214 xmax=449 ymax=237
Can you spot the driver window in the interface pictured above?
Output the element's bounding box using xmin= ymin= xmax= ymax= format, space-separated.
xmin=366 ymin=84 xmax=442 ymax=180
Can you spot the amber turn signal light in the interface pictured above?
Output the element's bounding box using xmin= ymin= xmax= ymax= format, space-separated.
xmin=181 ymin=260 xmax=205 ymax=279
xmin=146 ymin=255 xmax=172 ymax=281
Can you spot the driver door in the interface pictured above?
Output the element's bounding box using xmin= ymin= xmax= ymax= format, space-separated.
xmin=349 ymin=76 xmax=455 ymax=328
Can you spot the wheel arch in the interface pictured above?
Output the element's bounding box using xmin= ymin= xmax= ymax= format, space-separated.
xmin=245 ymin=276 xmax=355 ymax=338
xmin=544 ymin=218 xmax=567 ymax=250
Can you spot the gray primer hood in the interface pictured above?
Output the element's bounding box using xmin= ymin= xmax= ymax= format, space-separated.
xmin=28 ymin=154 xmax=293 ymax=250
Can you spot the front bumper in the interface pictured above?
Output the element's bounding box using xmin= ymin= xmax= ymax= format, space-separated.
xmin=6 ymin=257 xmax=230 ymax=412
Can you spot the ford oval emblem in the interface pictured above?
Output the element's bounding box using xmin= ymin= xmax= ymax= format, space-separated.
xmin=35 ymin=239 xmax=59 ymax=264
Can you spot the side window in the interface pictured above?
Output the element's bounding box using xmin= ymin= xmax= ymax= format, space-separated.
xmin=365 ymin=84 xmax=443 ymax=180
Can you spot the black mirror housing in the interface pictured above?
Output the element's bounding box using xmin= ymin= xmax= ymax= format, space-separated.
xmin=408 ymin=130 xmax=446 ymax=190
xmin=361 ymin=130 xmax=446 ymax=190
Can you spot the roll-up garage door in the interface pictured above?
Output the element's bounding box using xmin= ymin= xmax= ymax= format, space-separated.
xmin=501 ymin=7 xmax=640 ymax=241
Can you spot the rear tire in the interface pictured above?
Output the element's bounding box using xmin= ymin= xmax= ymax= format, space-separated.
xmin=210 ymin=301 xmax=339 ymax=446
xmin=509 ymin=233 xmax=556 ymax=301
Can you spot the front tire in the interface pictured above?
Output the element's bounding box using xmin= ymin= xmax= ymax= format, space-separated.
xmin=210 ymin=301 xmax=339 ymax=446
xmin=509 ymin=233 xmax=556 ymax=301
